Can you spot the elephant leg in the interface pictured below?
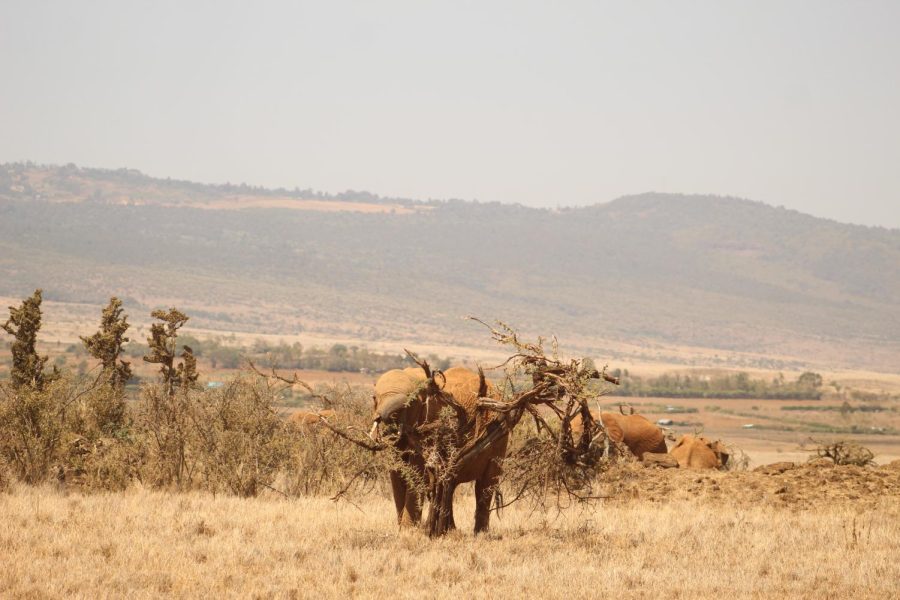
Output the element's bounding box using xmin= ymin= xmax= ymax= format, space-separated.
xmin=389 ymin=470 xmax=410 ymax=525
xmin=404 ymin=480 xmax=422 ymax=525
xmin=405 ymin=452 xmax=425 ymax=525
xmin=446 ymin=482 xmax=457 ymax=530
xmin=474 ymin=469 xmax=500 ymax=534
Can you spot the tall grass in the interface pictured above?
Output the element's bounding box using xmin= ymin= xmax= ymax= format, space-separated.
xmin=0 ymin=486 xmax=896 ymax=599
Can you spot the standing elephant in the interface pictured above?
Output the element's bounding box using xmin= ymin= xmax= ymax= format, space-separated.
xmin=571 ymin=410 xmax=668 ymax=459
xmin=371 ymin=365 xmax=507 ymax=533
xmin=670 ymin=434 xmax=730 ymax=469
xmin=371 ymin=367 xmax=427 ymax=527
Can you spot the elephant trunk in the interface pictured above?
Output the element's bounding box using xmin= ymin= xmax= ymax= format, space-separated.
xmin=376 ymin=392 xmax=411 ymax=423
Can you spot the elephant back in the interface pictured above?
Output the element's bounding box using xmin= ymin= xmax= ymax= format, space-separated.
xmin=599 ymin=412 xmax=667 ymax=459
xmin=440 ymin=366 xmax=499 ymax=421
xmin=402 ymin=367 xmax=427 ymax=382
xmin=375 ymin=369 xmax=424 ymax=401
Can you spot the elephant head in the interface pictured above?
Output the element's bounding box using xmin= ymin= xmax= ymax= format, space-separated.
xmin=370 ymin=367 xmax=429 ymax=439
xmin=709 ymin=439 xmax=730 ymax=468
xmin=671 ymin=434 xmax=730 ymax=469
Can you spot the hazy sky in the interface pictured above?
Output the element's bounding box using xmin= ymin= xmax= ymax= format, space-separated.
xmin=2 ymin=1 xmax=899 ymax=228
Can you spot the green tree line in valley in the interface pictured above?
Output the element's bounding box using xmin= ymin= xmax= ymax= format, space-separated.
xmin=608 ymin=369 xmax=824 ymax=400
xmin=119 ymin=335 xmax=450 ymax=374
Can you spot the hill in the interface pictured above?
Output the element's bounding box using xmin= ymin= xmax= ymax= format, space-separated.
xmin=1 ymin=163 xmax=899 ymax=371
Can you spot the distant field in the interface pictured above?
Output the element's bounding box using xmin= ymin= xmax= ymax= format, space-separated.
xmin=605 ymin=396 xmax=900 ymax=467
xmin=3 ymin=301 xmax=900 ymax=468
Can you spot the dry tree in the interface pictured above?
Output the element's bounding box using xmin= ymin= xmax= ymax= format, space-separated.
xmin=248 ymin=319 xmax=621 ymax=537
xmin=136 ymin=308 xmax=200 ymax=488
xmin=809 ymin=438 xmax=875 ymax=467
xmin=0 ymin=290 xmax=105 ymax=484
xmin=143 ymin=308 xmax=198 ymax=397
xmin=465 ymin=318 xmax=621 ymax=513
xmin=79 ymin=297 xmax=132 ymax=434
xmin=2 ymin=289 xmax=58 ymax=391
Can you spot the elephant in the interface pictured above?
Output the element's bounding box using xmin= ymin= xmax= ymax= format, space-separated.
xmin=371 ymin=367 xmax=428 ymax=527
xmin=670 ymin=434 xmax=730 ymax=469
xmin=288 ymin=408 xmax=336 ymax=426
xmin=371 ymin=365 xmax=507 ymax=533
xmin=570 ymin=410 xmax=667 ymax=459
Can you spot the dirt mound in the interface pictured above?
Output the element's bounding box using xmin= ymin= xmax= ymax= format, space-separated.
xmin=596 ymin=460 xmax=900 ymax=510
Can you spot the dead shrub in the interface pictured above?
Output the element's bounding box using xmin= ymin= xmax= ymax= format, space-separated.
xmin=498 ymin=416 xmax=611 ymax=512
xmin=278 ymin=382 xmax=393 ymax=499
xmin=0 ymin=375 xmax=77 ymax=484
xmin=59 ymin=433 xmax=138 ymax=491
xmin=0 ymin=370 xmax=139 ymax=490
xmin=188 ymin=376 xmax=290 ymax=497
xmin=722 ymin=443 xmax=750 ymax=471
xmin=133 ymin=383 xmax=196 ymax=489
xmin=133 ymin=377 xmax=291 ymax=495
xmin=810 ymin=439 xmax=875 ymax=467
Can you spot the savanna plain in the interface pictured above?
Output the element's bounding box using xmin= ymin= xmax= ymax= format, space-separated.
xmin=3 ymin=310 xmax=900 ymax=599
xmin=3 ymin=469 xmax=899 ymax=599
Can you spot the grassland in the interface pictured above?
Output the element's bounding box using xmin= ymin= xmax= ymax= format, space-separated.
xmin=2 ymin=469 xmax=898 ymax=599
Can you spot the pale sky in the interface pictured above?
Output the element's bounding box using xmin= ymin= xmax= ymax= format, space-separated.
xmin=2 ymin=1 xmax=899 ymax=228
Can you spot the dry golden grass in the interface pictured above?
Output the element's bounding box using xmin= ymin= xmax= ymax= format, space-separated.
xmin=1 ymin=482 xmax=897 ymax=599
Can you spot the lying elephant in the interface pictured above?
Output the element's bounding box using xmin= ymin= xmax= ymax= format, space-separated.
xmin=288 ymin=408 xmax=336 ymax=426
xmin=571 ymin=410 xmax=667 ymax=459
xmin=371 ymin=365 xmax=507 ymax=533
xmin=670 ymin=434 xmax=730 ymax=469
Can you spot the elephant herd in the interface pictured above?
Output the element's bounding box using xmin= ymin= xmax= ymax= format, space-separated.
xmin=291 ymin=365 xmax=732 ymax=534
xmin=571 ymin=410 xmax=731 ymax=469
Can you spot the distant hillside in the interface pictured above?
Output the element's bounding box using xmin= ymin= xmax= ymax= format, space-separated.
xmin=1 ymin=163 xmax=899 ymax=370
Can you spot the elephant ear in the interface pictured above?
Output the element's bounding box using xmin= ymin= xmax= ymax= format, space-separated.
xmin=477 ymin=365 xmax=487 ymax=398
xmin=713 ymin=441 xmax=731 ymax=468
xmin=601 ymin=414 xmax=625 ymax=443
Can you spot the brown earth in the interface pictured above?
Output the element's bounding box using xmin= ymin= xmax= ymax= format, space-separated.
xmin=598 ymin=460 xmax=900 ymax=511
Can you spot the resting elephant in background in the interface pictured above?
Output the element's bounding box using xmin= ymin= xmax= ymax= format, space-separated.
xmin=670 ymin=434 xmax=730 ymax=469
xmin=371 ymin=365 xmax=507 ymax=533
xmin=288 ymin=408 xmax=336 ymax=426
xmin=571 ymin=410 xmax=668 ymax=459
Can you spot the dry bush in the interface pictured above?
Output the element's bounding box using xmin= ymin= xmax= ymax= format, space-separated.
xmin=0 ymin=375 xmax=78 ymax=484
xmin=499 ymin=425 xmax=612 ymax=512
xmin=75 ymin=382 xmax=129 ymax=437
xmin=463 ymin=320 xmax=620 ymax=514
xmin=133 ymin=383 xmax=196 ymax=489
xmin=53 ymin=380 xmax=139 ymax=491
xmin=723 ymin=444 xmax=751 ymax=471
xmin=810 ymin=439 xmax=875 ymax=467
xmin=275 ymin=382 xmax=396 ymax=500
xmin=188 ymin=375 xmax=290 ymax=497
xmin=134 ymin=376 xmax=294 ymax=496
xmin=0 ymin=372 xmax=140 ymax=490
xmin=59 ymin=433 xmax=139 ymax=492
